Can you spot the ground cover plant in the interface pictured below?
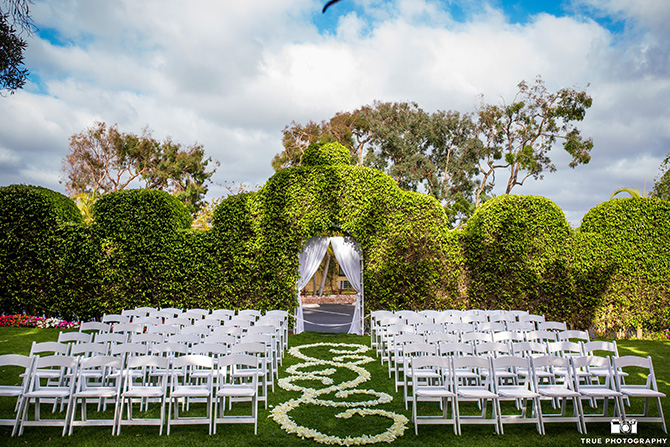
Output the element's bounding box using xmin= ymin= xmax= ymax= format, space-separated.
xmin=0 ymin=328 xmax=668 ymax=447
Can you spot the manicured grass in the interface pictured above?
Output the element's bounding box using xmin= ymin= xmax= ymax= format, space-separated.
xmin=0 ymin=328 xmax=668 ymax=446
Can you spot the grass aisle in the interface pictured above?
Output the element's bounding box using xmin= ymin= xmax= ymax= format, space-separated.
xmin=0 ymin=328 xmax=668 ymax=446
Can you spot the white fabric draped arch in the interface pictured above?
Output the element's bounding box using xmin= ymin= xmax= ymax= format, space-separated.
xmin=295 ymin=237 xmax=331 ymax=334
xmin=295 ymin=236 xmax=364 ymax=335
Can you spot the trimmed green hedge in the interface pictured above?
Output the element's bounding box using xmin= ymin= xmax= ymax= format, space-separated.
xmin=578 ymin=197 xmax=670 ymax=332
xmin=462 ymin=195 xmax=617 ymax=328
xmin=0 ymin=185 xmax=84 ymax=317
xmin=1 ymin=145 xmax=669 ymax=332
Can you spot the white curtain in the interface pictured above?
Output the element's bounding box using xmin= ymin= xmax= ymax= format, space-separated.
xmin=330 ymin=236 xmax=363 ymax=335
xmin=295 ymin=237 xmax=331 ymax=334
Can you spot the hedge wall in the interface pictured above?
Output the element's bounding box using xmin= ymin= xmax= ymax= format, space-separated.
xmin=0 ymin=185 xmax=85 ymax=317
xmin=578 ymin=197 xmax=670 ymax=332
xmin=1 ymin=143 xmax=669 ymax=332
xmin=462 ymin=195 xmax=616 ymax=328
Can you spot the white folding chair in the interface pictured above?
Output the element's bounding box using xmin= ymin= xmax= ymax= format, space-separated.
xmin=571 ymin=356 xmax=624 ymax=432
xmin=29 ymin=342 xmax=71 ymax=385
xmin=390 ymin=333 xmax=423 ymax=384
xmin=581 ymin=341 xmax=624 ymax=385
xmin=401 ymin=342 xmax=437 ymax=409
xmin=58 ymin=331 xmax=92 ymax=345
xmin=453 ymin=356 xmax=501 ymax=434
xmin=230 ymin=342 xmax=269 ymax=408
xmin=519 ymin=314 xmax=545 ymax=330
xmin=167 ymin=333 xmax=201 ymax=349
xmin=101 ymin=314 xmax=130 ymax=325
xmin=184 ymin=308 xmax=210 ymax=322
xmin=67 ymin=355 xmax=123 ymax=435
xmin=180 ymin=325 xmax=212 ymax=339
xmin=159 ymin=307 xmax=183 ymax=318
xmin=112 ymin=322 xmax=144 ymax=338
xmin=492 ymin=356 xmax=544 ymax=434
xmin=209 ymin=309 xmax=235 ymax=323
xmin=613 ymin=355 xmax=667 ymax=433
xmin=237 ymin=309 xmax=261 ymax=322
xmin=17 ymin=355 xmax=79 ymax=436
xmin=213 ymin=354 xmax=259 ymax=434
xmin=131 ymin=332 xmax=165 ymax=348
xmin=557 ymin=330 xmax=590 ymax=343
xmin=0 ymin=354 xmax=35 ymax=436
xmin=461 ymin=331 xmax=492 ymax=346
xmin=525 ymin=330 xmax=557 ymax=344
xmin=538 ymin=321 xmax=567 ymax=332
xmin=116 ymin=355 xmax=170 ymax=435
xmin=240 ymin=333 xmax=277 ymax=389
xmin=167 ymin=354 xmax=215 ymax=435
xmin=530 ymin=355 xmax=584 ymax=433
xmin=94 ymin=332 xmax=128 ymax=354
xmin=79 ymin=321 xmax=111 ymax=334
xmin=411 ymin=356 xmax=458 ymax=435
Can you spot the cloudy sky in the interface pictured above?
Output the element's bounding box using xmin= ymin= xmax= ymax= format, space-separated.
xmin=1 ymin=0 xmax=669 ymax=226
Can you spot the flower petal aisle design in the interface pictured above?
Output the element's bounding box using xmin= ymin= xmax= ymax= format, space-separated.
xmin=271 ymin=342 xmax=408 ymax=445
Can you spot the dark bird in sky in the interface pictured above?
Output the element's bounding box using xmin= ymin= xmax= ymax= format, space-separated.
xmin=322 ymin=0 xmax=342 ymax=14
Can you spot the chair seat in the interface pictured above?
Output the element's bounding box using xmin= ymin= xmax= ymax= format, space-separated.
xmin=411 ymin=371 xmax=440 ymax=379
xmin=123 ymin=388 xmax=165 ymax=398
xmin=458 ymin=388 xmax=498 ymax=399
xmin=0 ymin=386 xmax=22 ymax=397
xmin=578 ymin=386 xmax=622 ymax=398
xmin=75 ymin=388 xmax=119 ymax=398
xmin=415 ymin=387 xmax=455 ymax=398
xmin=171 ymin=386 xmax=211 ymax=398
xmin=619 ymin=386 xmax=665 ymax=398
xmin=24 ymin=388 xmax=71 ymax=398
xmin=538 ymin=386 xmax=580 ymax=398
xmin=498 ymin=387 xmax=540 ymax=399
xmin=216 ymin=385 xmax=255 ymax=397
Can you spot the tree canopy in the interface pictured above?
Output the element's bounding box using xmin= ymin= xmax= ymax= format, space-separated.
xmin=473 ymin=77 xmax=593 ymax=206
xmin=275 ymin=102 xmax=481 ymax=225
xmin=651 ymin=152 xmax=670 ymax=200
xmin=275 ymin=77 xmax=593 ymax=225
xmin=62 ymin=121 xmax=218 ymax=214
xmin=0 ymin=0 xmax=34 ymax=96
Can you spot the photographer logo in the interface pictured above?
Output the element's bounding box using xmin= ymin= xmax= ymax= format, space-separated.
xmin=611 ymin=418 xmax=638 ymax=435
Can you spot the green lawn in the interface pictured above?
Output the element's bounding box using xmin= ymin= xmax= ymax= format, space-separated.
xmin=0 ymin=328 xmax=668 ymax=446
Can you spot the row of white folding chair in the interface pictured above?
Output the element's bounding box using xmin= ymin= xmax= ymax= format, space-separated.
xmin=389 ymin=337 xmax=620 ymax=398
xmin=44 ymin=334 xmax=279 ymax=386
xmin=410 ymin=353 xmax=666 ymax=435
xmin=383 ymin=327 xmax=588 ymax=366
xmin=94 ymin=308 xmax=285 ymax=332
xmin=7 ymin=352 xmax=262 ymax=437
xmin=373 ymin=309 xmax=539 ymax=329
xmin=83 ymin=320 xmax=284 ymax=354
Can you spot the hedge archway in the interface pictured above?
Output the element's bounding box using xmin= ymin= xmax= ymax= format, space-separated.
xmin=211 ymin=142 xmax=465 ymax=313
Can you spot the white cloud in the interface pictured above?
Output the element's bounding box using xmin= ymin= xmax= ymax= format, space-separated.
xmin=1 ymin=0 xmax=669 ymax=224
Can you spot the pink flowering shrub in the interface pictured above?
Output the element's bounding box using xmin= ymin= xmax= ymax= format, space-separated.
xmin=0 ymin=315 xmax=78 ymax=329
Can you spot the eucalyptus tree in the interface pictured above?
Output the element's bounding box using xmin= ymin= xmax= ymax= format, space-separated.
xmin=62 ymin=121 xmax=218 ymax=215
xmin=473 ymin=77 xmax=593 ymax=206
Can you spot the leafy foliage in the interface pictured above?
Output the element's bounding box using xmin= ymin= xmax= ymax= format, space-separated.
xmin=1 ymin=145 xmax=668 ymax=333
xmin=650 ymin=152 xmax=670 ymax=200
xmin=0 ymin=185 xmax=83 ymax=317
xmin=0 ymin=12 xmax=28 ymax=95
xmin=301 ymin=142 xmax=352 ymax=167
xmin=63 ymin=121 xmax=218 ymax=214
xmin=578 ymin=197 xmax=670 ymax=332
xmin=463 ymin=195 xmax=615 ymax=328
xmin=276 ymin=102 xmax=480 ymax=225
xmin=474 ymin=77 xmax=593 ymax=205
